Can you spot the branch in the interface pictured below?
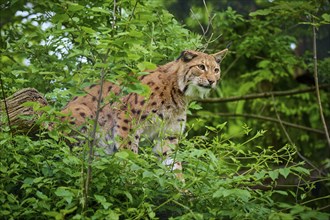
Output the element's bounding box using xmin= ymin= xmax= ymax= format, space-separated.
xmin=198 ymin=84 xmax=330 ymax=103
xmin=215 ymin=112 xmax=325 ymax=135
xmin=271 ymin=95 xmax=325 ymax=178
xmin=83 ymin=0 xmax=116 ymax=209
xmin=0 ymin=74 xmax=11 ymax=132
xmin=190 ymin=1 xmax=219 ymax=52
xmin=312 ymin=22 xmax=330 ymax=149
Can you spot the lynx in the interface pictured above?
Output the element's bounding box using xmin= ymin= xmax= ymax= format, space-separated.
xmin=61 ymin=49 xmax=228 ymax=172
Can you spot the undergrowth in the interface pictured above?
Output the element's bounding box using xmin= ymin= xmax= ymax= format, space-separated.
xmin=1 ymin=121 xmax=329 ymax=219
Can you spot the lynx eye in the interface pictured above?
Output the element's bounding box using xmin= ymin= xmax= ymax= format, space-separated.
xmin=214 ymin=68 xmax=220 ymax=73
xmin=198 ymin=64 xmax=206 ymax=71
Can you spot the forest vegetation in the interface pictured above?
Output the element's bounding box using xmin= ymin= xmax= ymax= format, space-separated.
xmin=1 ymin=0 xmax=330 ymax=219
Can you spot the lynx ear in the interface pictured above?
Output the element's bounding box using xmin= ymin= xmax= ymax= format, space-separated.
xmin=212 ymin=48 xmax=228 ymax=63
xmin=178 ymin=50 xmax=198 ymax=62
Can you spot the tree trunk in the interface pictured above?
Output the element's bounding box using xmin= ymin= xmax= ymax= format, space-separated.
xmin=0 ymin=88 xmax=48 ymax=134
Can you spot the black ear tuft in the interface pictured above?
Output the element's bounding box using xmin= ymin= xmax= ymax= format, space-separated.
xmin=212 ymin=49 xmax=228 ymax=64
xmin=177 ymin=50 xmax=198 ymax=62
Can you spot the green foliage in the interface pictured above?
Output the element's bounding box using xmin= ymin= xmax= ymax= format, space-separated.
xmin=1 ymin=0 xmax=330 ymax=219
xmin=1 ymin=0 xmax=201 ymax=106
xmin=1 ymin=123 xmax=329 ymax=219
xmin=168 ymin=0 xmax=330 ymax=160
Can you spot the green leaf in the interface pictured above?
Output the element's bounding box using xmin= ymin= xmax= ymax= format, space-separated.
xmin=54 ymin=187 xmax=74 ymax=204
xmin=91 ymin=7 xmax=110 ymax=14
xmin=52 ymin=14 xmax=70 ymax=23
xmin=292 ymin=167 xmax=310 ymax=175
xmin=279 ymin=168 xmax=290 ymax=178
xmin=300 ymin=211 xmax=329 ymax=220
xmin=48 ymin=129 xmax=59 ymax=141
xmin=274 ymin=190 xmax=288 ymax=196
xmin=33 ymin=177 xmax=44 ymax=183
xmin=81 ymin=26 xmax=96 ymax=34
xmin=39 ymin=71 xmax=57 ymax=75
xmin=23 ymin=177 xmax=34 ymax=185
xmin=235 ymin=189 xmax=251 ymax=202
xmin=254 ymin=170 xmax=266 ymax=179
xmin=188 ymin=101 xmax=203 ymax=110
xmin=212 ymin=187 xmax=225 ymax=198
xmin=269 ymin=170 xmax=279 ymax=181
xmin=257 ymin=60 xmax=271 ymax=68
xmin=137 ymin=61 xmax=157 ymax=71
xmin=95 ymin=195 xmax=112 ymax=209
xmin=249 ymin=9 xmax=272 ymax=17
xmin=143 ymin=171 xmax=154 ymax=178
xmin=36 ymin=191 xmax=49 ymax=200
xmin=60 ymin=207 xmax=77 ymax=216
xmin=115 ymin=151 xmax=129 ymax=159
xmin=269 ymin=212 xmax=294 ymax=220
xmin=205 ymin=126 xmax=217 ymax=132
xmin=123 ymin=191 xmax=133 ymax=203
xmin=67 ymin=3 xmax=84 ymax=12
xmin=126 ymin=83 xmax=151 ymax=97
xmin=216 ymin=122 xmax=227 ymax=130
xmin=321 ymin=13 xmax=330 ymax=23
xmin=213 ymin=188 xmax=251 ymax=202
xmin=43 ymin=211 xmax=63 ymax=220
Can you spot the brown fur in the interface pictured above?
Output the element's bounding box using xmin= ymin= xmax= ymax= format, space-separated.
xmin=61 ymin=49 xmax=228 ymax=157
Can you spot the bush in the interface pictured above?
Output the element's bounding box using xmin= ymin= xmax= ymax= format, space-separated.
xmin=1 ymin=123 xmax=329 ymax=219
xmin=1 ymin=0 xmax=329 ymax=219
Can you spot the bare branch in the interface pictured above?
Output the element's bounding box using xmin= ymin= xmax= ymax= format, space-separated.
xmin=190 ymin=9 xmax=205 ymax=35
xmin=312 ymin=22 xmax=330 ymax=149
xmin=271 ymin=95 xmax=325 ymax=176
xmin=214 ymin=112 xmax=325 ymax=135
xmin=0 ymin=73 xmax=12 ymax=132
xmin=190 ymin=1 xmax=222 ymax=52
xmin=221 ymin=53 xmax=240 ymax=78
xmin=112 ymin=0 xmax=117 ymax=30
xmin=198 ymin=84 xmax=330 ymax=103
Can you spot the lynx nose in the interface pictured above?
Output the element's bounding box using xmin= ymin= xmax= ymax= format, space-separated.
xmin=208 ymin=79 xmax=215 ymax=85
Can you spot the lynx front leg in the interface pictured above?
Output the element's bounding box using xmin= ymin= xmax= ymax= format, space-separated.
xmin=113 ymin=112 xmax=143 ymax=153
xmin=153 ymin=137 xmax=184 ymax=181
xmin=153 ymin=114 xmax=186 ymax=180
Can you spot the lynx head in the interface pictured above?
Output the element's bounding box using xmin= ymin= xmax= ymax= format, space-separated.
xmin=177 ymin=49 xmax=228 ymax=99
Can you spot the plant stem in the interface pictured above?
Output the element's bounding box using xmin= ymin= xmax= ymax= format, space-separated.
xmin=198 ymin=84 xmax=329 ymax=103
xmin=0 ymin=74 xmax=11 ymax=132
xmin=312 ymin=23 xmax=330 ymax=149
xmin=214 ymin=113 xmax=325 ymax=135
xmin=271 ymin=96 xmax=325 ymax=176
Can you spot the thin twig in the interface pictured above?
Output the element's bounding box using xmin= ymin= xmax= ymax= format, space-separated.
xmin=0 ymin=73 xmax=11 ymax=132
xmin=214 ymin=113 xmax=325 ymax=135
xmin=83 ymin=0 xmax=116 ymax=209
xmin=128 ymin=0 xmax=139 ymax=22
xmin=112 ymin=0 xmax=117 ymax=30
xmin=190 ymin=1 xmax=220 ymax=52
xmin=312 ymin=22 xmax=330 ymax=149
xmin=83 ymin=55 xmax=110 ymax=210
xmin=198 ymin=84 xmax=330 ymax=103
xmin=0 ymin=75 xmax=11 ymax=131
xmin=221 ymin=53 xmax=240 ymax=78
xmin=271 ymin=95 xmax=325 ymax=176
xmin=190 ymin=9 xmax=205 ymax=35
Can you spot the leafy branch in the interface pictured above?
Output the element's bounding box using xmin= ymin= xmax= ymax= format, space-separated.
xmin=215 ymin=112 xmax=324 ymax=135
xmin=198 ymin=84 xmax=330 ymax=103
xmin=271 ymin=95 xmax=325 ymax=179
xmin=80 ymin=1 xmax=116 ymax=211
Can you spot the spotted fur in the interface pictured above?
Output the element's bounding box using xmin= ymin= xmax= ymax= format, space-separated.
xmin=61 ymin=49 xmax=228 ymax=160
